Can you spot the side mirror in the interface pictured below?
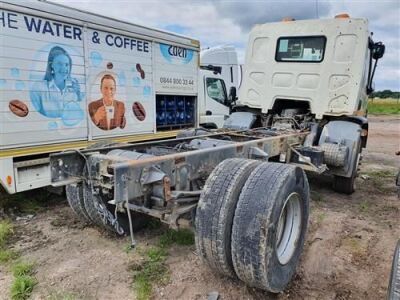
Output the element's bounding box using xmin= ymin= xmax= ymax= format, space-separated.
xmin=373 ymin=42 xmax=385 ymax=60
xmin=228 ymin=87 xmax=237 ymax=105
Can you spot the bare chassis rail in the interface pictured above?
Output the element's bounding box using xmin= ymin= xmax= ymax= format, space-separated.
xmin=50 ymin=128 xmax=314 ymax=229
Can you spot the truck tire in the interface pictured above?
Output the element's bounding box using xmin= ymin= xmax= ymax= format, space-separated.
xmin=65 ymin=183 xmax=92 ymax=223
xmin=195 ymin=158 xmax=258 ymax=278
xmin=332 ymin=140 xmax=361 ymax=194
xmin=388 ymin=240 xmax=400 ymax=300
xmin=83 ymin=184 xmax=147 ymax=235
xmin=231 ymin=163 xmax=309 ymax=293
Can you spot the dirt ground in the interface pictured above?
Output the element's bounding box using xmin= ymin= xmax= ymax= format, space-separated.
xmin=0 ymin=115 xmax=399 ymax=300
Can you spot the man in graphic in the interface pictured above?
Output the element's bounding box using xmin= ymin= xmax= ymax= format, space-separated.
xmin=89 ymin=74 xmax=126 ymax=130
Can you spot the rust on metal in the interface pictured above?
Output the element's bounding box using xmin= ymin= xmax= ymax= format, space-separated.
xmin=175 ymin=157 xmax=186 ymax=164
xmin=163 ymin=176 xmax=172 ymax=201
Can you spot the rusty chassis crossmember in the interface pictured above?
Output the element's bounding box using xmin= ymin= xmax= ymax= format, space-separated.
xmin=50 ymin=128 xmax=321 ymax=232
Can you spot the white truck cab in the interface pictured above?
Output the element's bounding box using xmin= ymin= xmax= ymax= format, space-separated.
xmin=225 ymin=14 xmax=384 ymax=194
xmin=239 ymin=15 xmax=375 ymax=119
xmin=199 ymin=46 xmax=240 ymax=128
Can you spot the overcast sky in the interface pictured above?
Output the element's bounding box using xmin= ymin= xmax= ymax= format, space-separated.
xmin=52 ymin=0 xmax=400 ymax=91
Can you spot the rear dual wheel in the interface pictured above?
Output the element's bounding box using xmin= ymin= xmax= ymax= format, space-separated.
xmin=82 ymin=184 xmax=150 ymax=235
xmin=232 ymin=162 xmax=309 ymax=292
xmin=65 ymin=183 xmax=91 ymax=223
xmin=65 ymin=183 xmax=132 ymax=235
xmin=195 ymin=158 xmax=259 ymax=278
xmin=195 ymin=159 xmax=310 ymax=293
xmin=64 ymin=141 xmax=148 ymax=235
xmin=388 ymin=240 xmax=400 ymax=300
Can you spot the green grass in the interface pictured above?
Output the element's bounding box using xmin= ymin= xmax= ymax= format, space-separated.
xmin=359 ymin=200 xmax=370 ymax=213
xmin=132 ymin=247 xmax=169 ymax=300
xmin=159 ymin=228 xmax=195 ymax=248
xmin=132 ymin=228 xmax=195 ymax=300
xmin=11 ymin=261 xmax=35 ymax=277
xmin=317 ymin=212 xmax=326 ymax=224
xmin=47 ymin=291 xmax=77 ymax=300
xmin=0 ymin=220 xmax=13 ymax=246
xmin=0 ymin=220 xmax=18 ymax=264
xmin=0 ymin=219 xmax=37 ymax=299
xmin=311 ymin=191 xmax=324 ymax=202
xmin=368 ymin=98 xmax=400 ymax=114
xmin=10 ymin=261 xmax=37 ymax=300
xmin=0 ymin=189 xmax=62 ymax=214
xmin=10 ymin=274 xmax=37 ymax=300
xmin=0 ymin=249 xmax=19 ymax=263
xmin=363 ymin=169 xmax=396 ymax=193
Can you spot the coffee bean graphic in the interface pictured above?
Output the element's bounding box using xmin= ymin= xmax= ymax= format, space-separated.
xmin=9 ymin=99 xmax=29 ymax=117
xmin=132 ymin=102 xmax=146 ymax=121
xmin=107 ymin=62 xmax=113 ymax=69
xmin=136 ymin=63 xmax=145 ymax=79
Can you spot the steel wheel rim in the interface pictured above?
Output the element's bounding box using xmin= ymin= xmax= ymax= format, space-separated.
xmin=276 ymin=192 xmax=302 ymax=265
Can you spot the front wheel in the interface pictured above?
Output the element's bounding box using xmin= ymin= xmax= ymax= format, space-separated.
xmin=333 ymin=140 xmax=361 ymax=194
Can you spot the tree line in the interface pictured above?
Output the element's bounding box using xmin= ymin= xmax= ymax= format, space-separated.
xmin=369 ymin=90 xmax=400 ymax=99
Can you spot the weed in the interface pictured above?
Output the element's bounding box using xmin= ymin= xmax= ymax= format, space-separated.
xmin=0 ymin=249 xmax=19 ymax=264
xmin=134 ymin=274 xmax=152 ymax=300
xmin=10 ymin=274 xmax=37 ymax=300
xmin=131 ymin=228 xmax=195 ymax=299
xmin=0 ymin=220 xmax=13 ymax=246
xmin=132 ymin=247 xmax=169 ymax=300
xmin=311 ymin=191 xmax=324 ymax=202
xmin=0 ymin=220 xmax=17 ymax=264
xmin=0 ymin=189 xmax=60 ymax=214
xmin=123 ymin=243 xmax=132 ymax=254
xmin=145 ymin=219 xmax=162 ymax=230
xmin=363 ymin=170 xmax=396 ymax=194
xmin=147 ymin=247 xmax=167 ymax=261
xmin=340 ymin=236 xmax=368 ymax=264
xmin=365 ymin=169 xmax=396 ymax=178
xmin=159 ymin=228 xmax=195 ymax=248
xmin=317 ymin=212 xmax=326 ymax=224
xmin=359 ymin=201 xmax=370 ymax=213
xmin=11 ymin=261 xmax=35 ymax=277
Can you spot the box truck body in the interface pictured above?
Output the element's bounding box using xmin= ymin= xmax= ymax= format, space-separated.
xmin=0 ymin=0 xmax=200 ymax=193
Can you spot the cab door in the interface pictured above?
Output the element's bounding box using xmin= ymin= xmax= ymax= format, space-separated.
xmin=202 ymin=76 xmax=230 ymax=128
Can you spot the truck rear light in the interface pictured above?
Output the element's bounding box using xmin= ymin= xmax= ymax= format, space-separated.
xmin=6 ymin=175 xmax=12 ymax=186
xmin=335 ymin=13 xmax=350 ymax=19
xmin=282 ymin=17 xmax=295 ymax=22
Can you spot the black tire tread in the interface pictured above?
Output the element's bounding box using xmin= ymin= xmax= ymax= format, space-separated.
xmin=332 ymin=139 xmax=361 ymax=195
xmin=83 ymin=183 xmax=108 ymax=227
xmin=333 ymin=175 xmax=355 ymax=194
xmin=83 ymin=183 xmax=148 ymax=235
xmin=388 ymin=240 xmax=400 ymax=300
xmin=231 ymin=162 xmax=309 ymax=292
xmin=195 ymin=158 xmax=258 ymax=278
xmin=65 ymin=183 xmax=92 ymax=223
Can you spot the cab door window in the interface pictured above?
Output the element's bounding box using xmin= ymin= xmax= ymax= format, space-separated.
xmin=206 ymin=78 xmax=228 ymax=105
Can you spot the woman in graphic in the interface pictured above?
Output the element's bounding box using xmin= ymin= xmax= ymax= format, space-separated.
xmin=89 ymin=74 xmax=126 ymax=130
xmin=30 ymin=46 xmax=82 ymax=119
